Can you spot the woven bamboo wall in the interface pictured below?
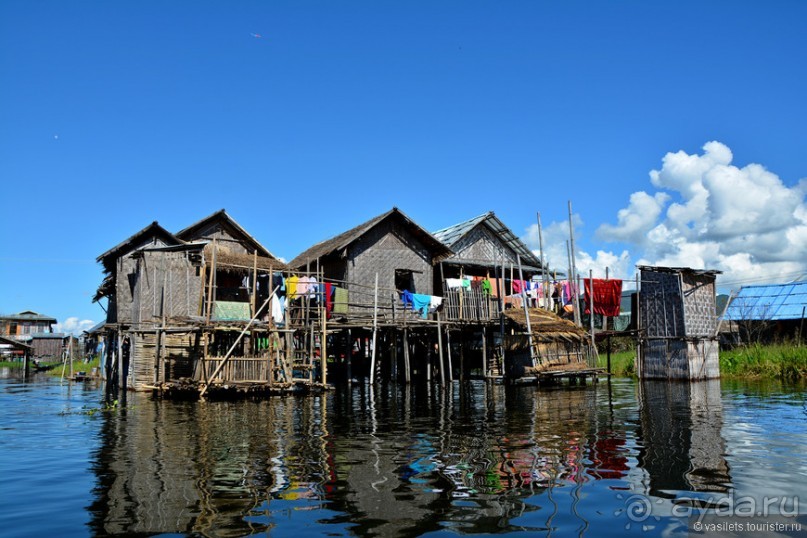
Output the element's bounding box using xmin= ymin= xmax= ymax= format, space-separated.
xmin=129 ymin=331 xmax=197 ymax=390
xmin=450 ymin=225 xmax=519 ymax=267
xmin=133 ymin=251 xmax=203 ymax=326
xmin=640 ymin=338 xmax=719 ymax=379
xmin=639 ymin=269 xmax=685 ymax=338
xmin=682 ymin=273 xmax=718 ymax=336
xmin=348 ymin=220 xmax=434 ymax=313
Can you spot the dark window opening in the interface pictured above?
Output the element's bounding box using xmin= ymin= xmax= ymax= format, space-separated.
xmin=395 ymin=269 xmax=415 ymax=293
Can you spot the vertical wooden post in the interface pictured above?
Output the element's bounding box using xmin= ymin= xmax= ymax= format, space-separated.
xmin=346 ymin=328 xmax=353 ymax=383
xmin=117 ymin=334 xmax=124 ymax=391
xmin=568 ymin=200 xmax=581 ymax=326
xmin=589 ymin=270 xmax=595 ymax=353
xmin=635 ymin=273 xmax=642 ymax=379
xmin=537 ymin=212 xmax=549 ymax=309
xmin=482 ymin=326 xmax=488 ymax=378
xmin=446 ymin=327 xmax=453 ymax=382
xmin=517 ymin=254 xmax=535 ymax=368
xmin=403 ymin=328 xmax=411 ymax=384
xmin=436 ymin=312 xmax=445 ymax=385
xmin=370 ymin=273 xmax=379 ymax=384
xmin=321 ymin=294 xmax=327 ymax=385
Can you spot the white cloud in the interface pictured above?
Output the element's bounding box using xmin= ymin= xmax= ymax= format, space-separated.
xmin=596 ymin=191 xmax=670 ymax=244
xmin=596 ymin=141 xmax=807 ymax=288
xmin=55 ymin=317 xmax=96 ymax=335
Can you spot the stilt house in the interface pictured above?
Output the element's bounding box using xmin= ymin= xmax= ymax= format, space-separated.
xmin=289 ymin=207 xmax=452 ymax=322
xmin=637 ymin=266 xmax=721 ymax=379
xmin=94 ymin=210 xmax=293 ymax=391
xmin=432 ymin=212 xmax=545 ymax=322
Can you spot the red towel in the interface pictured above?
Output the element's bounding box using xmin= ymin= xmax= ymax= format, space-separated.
xmin=584 ymin=279 xmax=622 ymax=317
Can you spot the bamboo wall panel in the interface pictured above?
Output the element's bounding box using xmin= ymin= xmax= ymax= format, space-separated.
xmin=450 ymin=225 xmax=518 ymax=266
xmin=349 ymin=220 xmax=434 ymax=313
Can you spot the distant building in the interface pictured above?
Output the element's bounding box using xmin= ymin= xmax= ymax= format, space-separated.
xmin=0 ymin=311 xmax=57 ymax=337
xmin=0 ymin=311 xmax=64 ymax=360
xmin=722 ymin=281 xmax=807 ymax=343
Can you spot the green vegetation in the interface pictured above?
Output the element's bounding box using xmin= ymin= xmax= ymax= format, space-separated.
xmin=719 ymin=343 xmax=807 ymax=381
xmin=46 ymin=356 xmax=101 ymax=377
xmin=598 ymin=343 xmax=807 ymax=380
xmin=597 ymin=350 xmax=636 ymax=377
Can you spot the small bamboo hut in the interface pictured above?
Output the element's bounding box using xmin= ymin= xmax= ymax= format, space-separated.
xmin=637 ymin=266 xmax=721 ymax=380
xmin=503 ymin=308 xmax=598 ymax=381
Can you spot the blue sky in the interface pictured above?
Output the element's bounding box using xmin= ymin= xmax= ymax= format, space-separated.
xmin=2 ymin=1 xmax=806 ymax=333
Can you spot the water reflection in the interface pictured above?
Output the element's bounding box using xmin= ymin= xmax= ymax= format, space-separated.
xmin=87 ymin=379 xmax=739 ymax=536
xmin=637 ymin=380 xmax=731 ymax=497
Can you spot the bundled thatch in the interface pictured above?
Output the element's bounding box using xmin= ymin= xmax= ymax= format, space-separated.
xmin=503 ymin=308 xmax=588 ymax=342
xmin=203 ymin=243 xmax=290 ymax=272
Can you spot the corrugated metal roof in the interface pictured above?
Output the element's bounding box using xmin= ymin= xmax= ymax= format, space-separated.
xmin=432 ymin=212 xmax=544 ymax=271
xmin=723 ymin=281 xmax=807 ymax=321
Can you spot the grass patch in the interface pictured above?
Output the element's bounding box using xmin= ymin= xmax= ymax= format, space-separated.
xmin=598 ymin=343 xmax=807 ymax=380
xmin=597 ymin=350 xmax=636 ymax=377
xmin=46 ymin=356 xmax=101 ymax=377
xmin=719 ymin=343 xmax=807 ymax=381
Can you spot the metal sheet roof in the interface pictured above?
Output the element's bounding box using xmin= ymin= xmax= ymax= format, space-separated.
xmin=432 ymin=212 xmax=544 ymax=271
xmin=723 ymin=281 xmax=807 ymax=321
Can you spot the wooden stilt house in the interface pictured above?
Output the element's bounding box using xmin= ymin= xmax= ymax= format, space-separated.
xmin=432 ymin=212 xmax=546 ymax=322
xmin=94 ymin=211 xmax=302 ymax=393
xmin=637 ymin=266 xmax=721 ymax=380
xmin=289 ymin=207 xmax=453 ymax=323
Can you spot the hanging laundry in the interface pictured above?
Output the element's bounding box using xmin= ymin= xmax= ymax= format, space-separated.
xmin=270 ymin=295 xmax=285 ymax=324
xmin=401 ymin=290 xmax=414 ymax=309
xmin=324 ymin=282 xmax=334 ymax=317
xmin=445 ymin=278 xmax=463 ymax=289
xmin=429 ymin=296 xmax=443 ymax=313
xmin=512 ymin=279 xmax=525 ymax=294
xmin=412 ymin=293 xmax=432 ymax=318
xmin=461 ymin=278 xmax=471 ymax=289
xmin=297 ymin=276 xmax=311 ymax=297
xmin=482 ymin=279 xmax=492 ymax=296
xmin=307 ymin=276 xmax=319 ymax=299
xmin=584 ymin=279 xmax=623 ymax=317
xmin=333 ymin=287 xmax=349 ymax=314
xmin=286 ymin=275 xmax=299 ymax=299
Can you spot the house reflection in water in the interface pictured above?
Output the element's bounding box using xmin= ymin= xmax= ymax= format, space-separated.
xmin=637 ymin=380 xmax=731 ymax=496
xmin=88 ymin=381 xmax=643 ymax=536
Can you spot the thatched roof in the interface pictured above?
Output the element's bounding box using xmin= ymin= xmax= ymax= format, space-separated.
xmin=504 ymin=308 xmax=589 ymax=341
xmin=203 ymin=242 xmax=290 ymax=272
xmin=289 ymin=207 xmax=453 ymax=269
xmin=96 ymin=221 xmax=182 ymax=267
xmin=176 ymin=209 xmax=275 ymax=259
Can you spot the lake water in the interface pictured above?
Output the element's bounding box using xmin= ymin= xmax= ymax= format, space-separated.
xmin=1 ymin=374 xmax=806 ymax=537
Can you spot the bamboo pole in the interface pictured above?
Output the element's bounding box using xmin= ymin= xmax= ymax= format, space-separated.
xmin=403 ymin=327 xmax=411 ymax=384
xmin=537 ymin=212 xmax=549 ymax=309
xmin=446 ymin=327 xmax=453 ymax=382
xmin=568 ymin=200 xmax=581 ymax=326
xmin=517 ymin=254 xmax=535 ymax=368
xmin=437 ymin=311 xmax=445 ymax=385
xmin=589 ymin=269 xmax=595 ymax=353
xmin=482 ymin=327 xmax=487 ymax=378
xmin=199 ymin=286 xmax=279 ymax=397
xmin=370 ymin=273 xmax=379 ymax=384
xmin=317 ymin=286 xmax=328 ymax=385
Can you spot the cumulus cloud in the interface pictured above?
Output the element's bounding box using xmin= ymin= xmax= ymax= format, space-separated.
xmin=597 ymin=141 xmax=807 ymax=287
xmin=55 ymin=317 xmax=96 ymax=335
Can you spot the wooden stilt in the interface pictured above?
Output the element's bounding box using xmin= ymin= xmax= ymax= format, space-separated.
xmin=403 ymin=328 xmax=411 ymax=384
xmin=436 ymin=312 xmax=445 ymax=385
